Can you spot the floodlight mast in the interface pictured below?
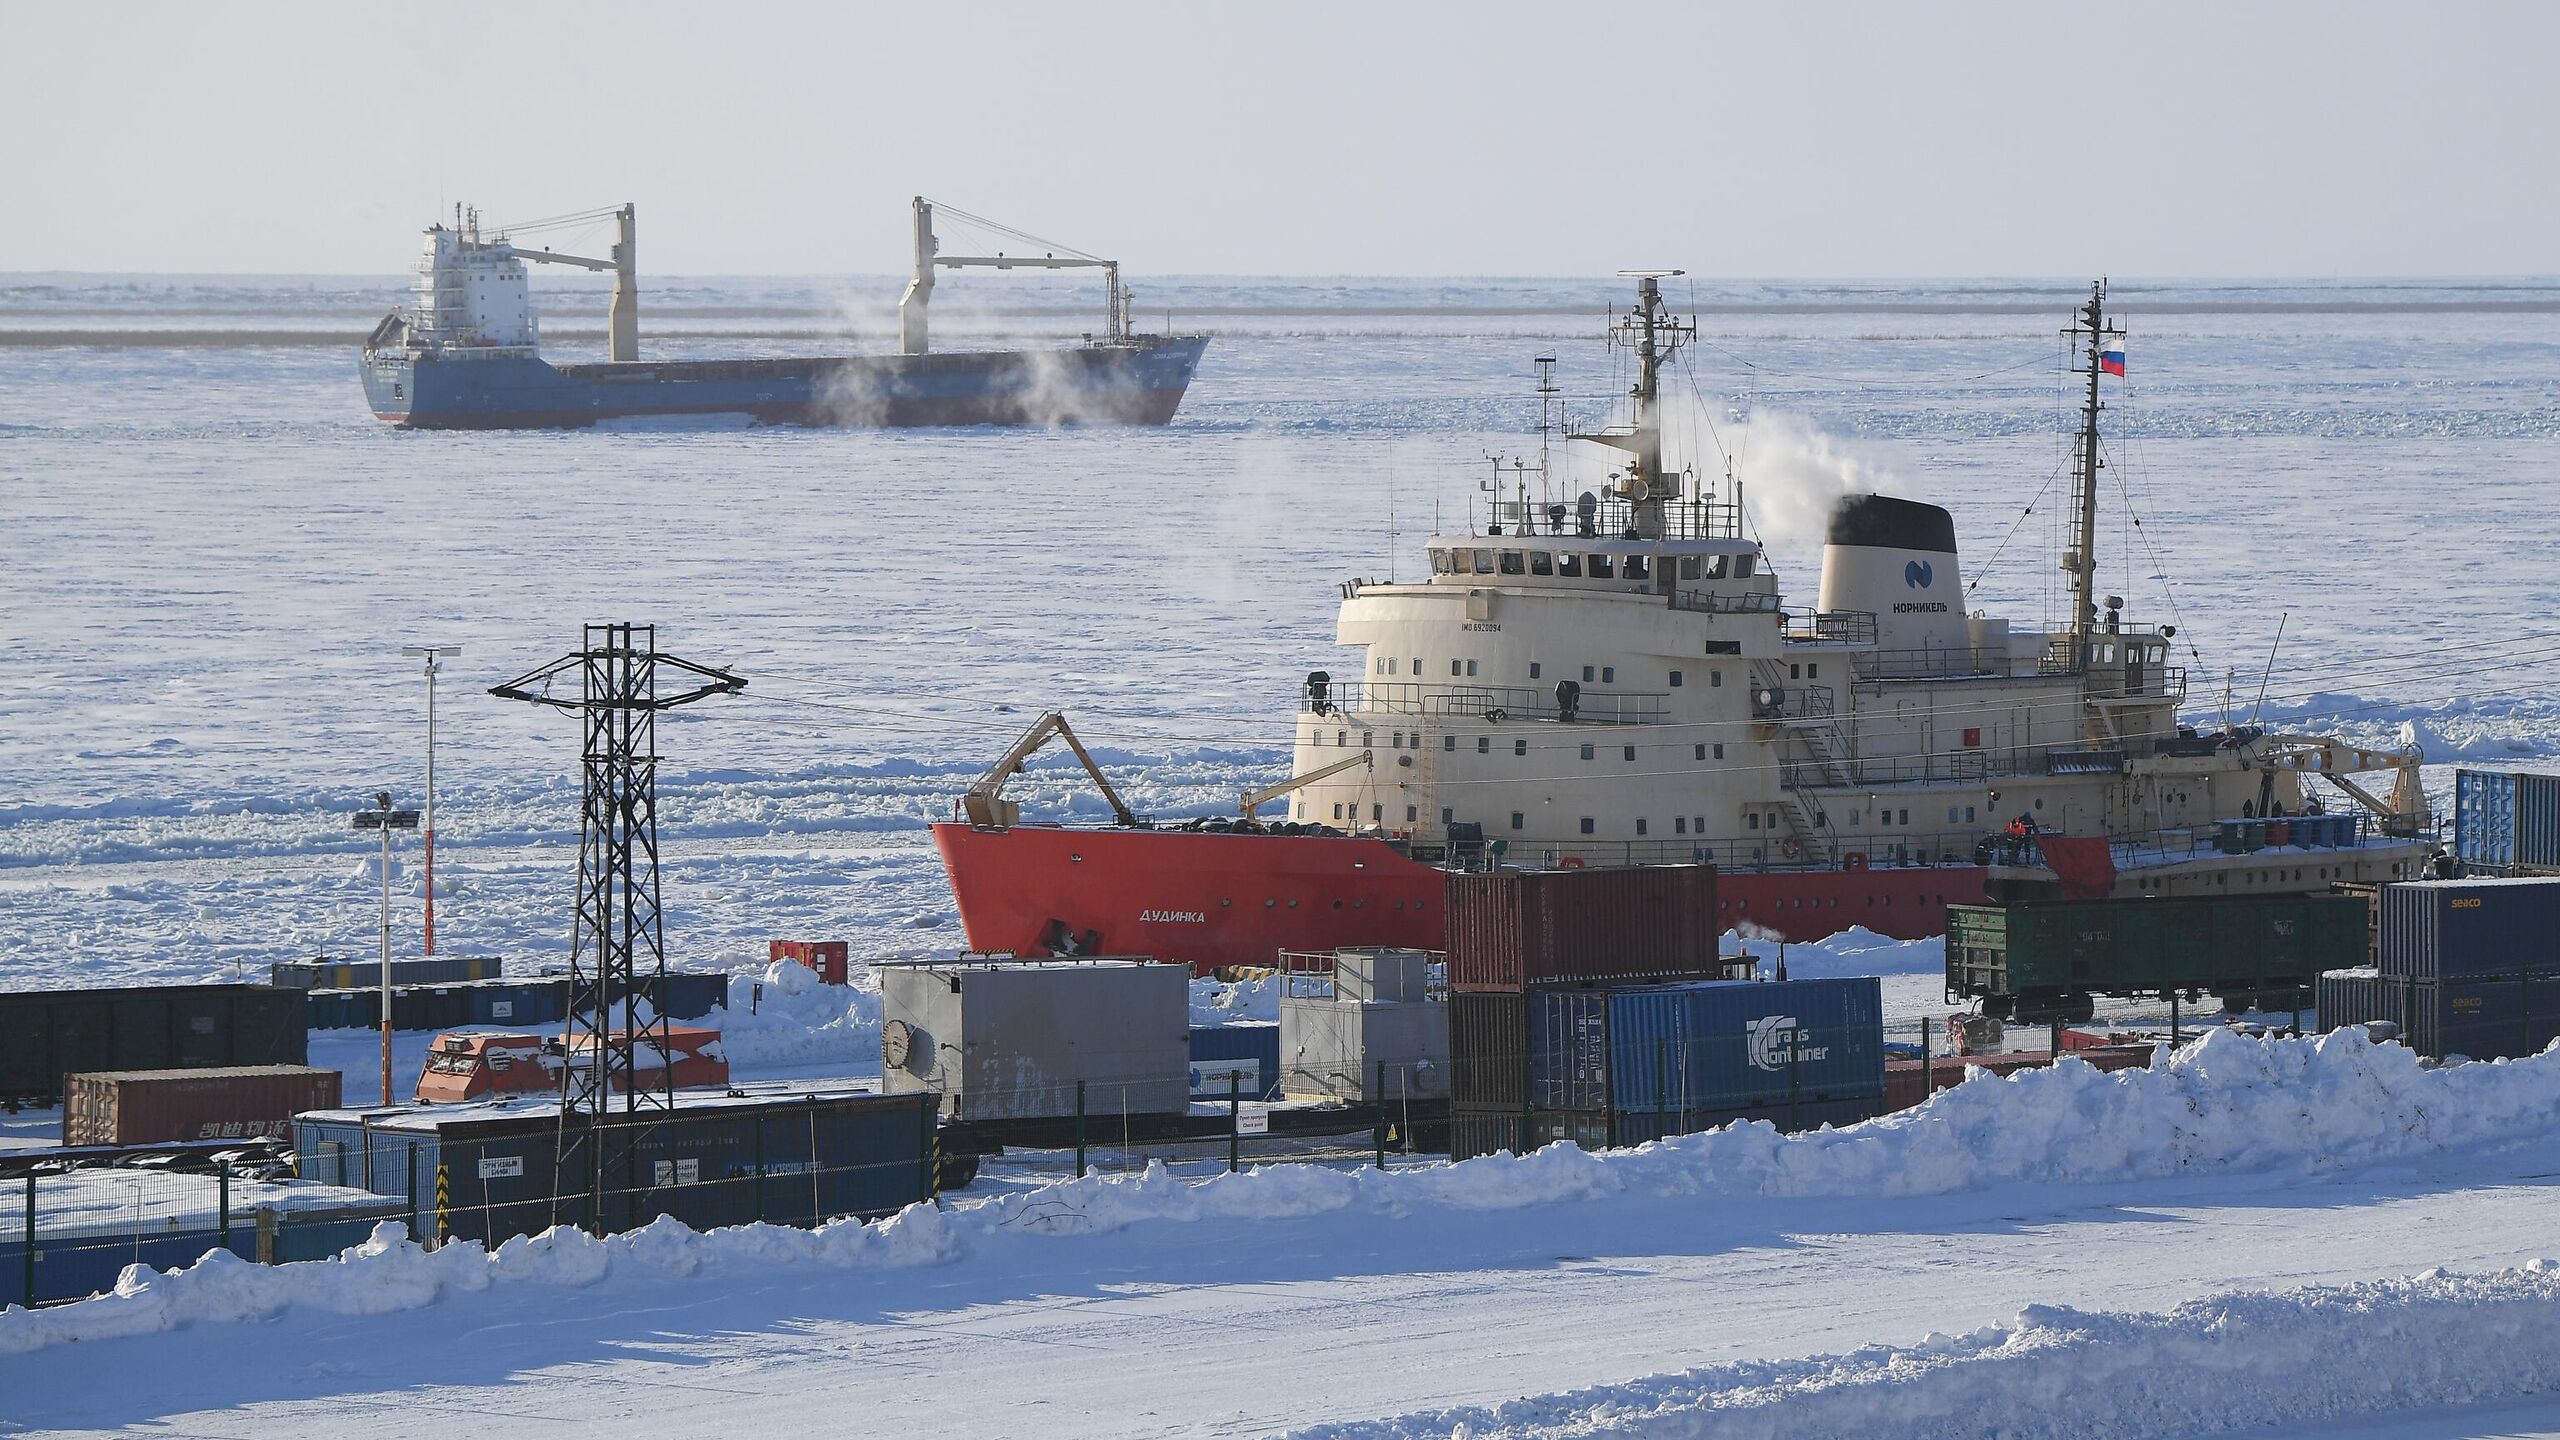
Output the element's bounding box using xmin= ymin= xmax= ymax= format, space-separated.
xmin=401 ymin=645 xmax=463 ymax=955
xmin=350 ymin=792 xmax=420 ymax=1105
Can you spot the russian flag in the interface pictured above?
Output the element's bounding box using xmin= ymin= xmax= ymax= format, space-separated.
xmin=2099 ymin=337 xmax=2127 ymax=377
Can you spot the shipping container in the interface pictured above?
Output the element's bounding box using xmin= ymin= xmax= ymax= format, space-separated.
xmin=2455 ymin=770 xmax=2560 ymax=876
xmin=0 ymin=1168 xmax=406 ymax=1306
xmin=1187 ymin=1023 xmax=1281 ymax=1100
xmin=63 ymin=1065 xmax=342 ymax=1145
xmin=0 ymin=985 xmax=308 ymax=1107
xmin=1445 ymin=865 xmax=1719 ymax=992
xmin=2376 ymin=877 xmax=2560 ymax=981
xmin=1330 ymin=948 xmax=1435 ymax=1004
xmin=1279 ymin=994 xmax=1449 ymax=1102
xmin=769 ymin=941 xmax=850 ymax=986
xmin=1448 ymin=991 xmax=1529 ymax=1108
xmin=305 ymin=972 xmax=728 ymax=1032
xmin=1527 ymin=978 xmax=1885 ymax=1118
xmin=295 ymin=1089 xmax=935 ymax=1246
xmin=2319 ymin=966 xmax=2560 ymax=1060
xmin=1946 ymin=895 xmax=2365 ymax=1016
xmin=878 ymin=957 xmax=1191 ymax=1120
xmin=269 ymin=957 xmax=502 ymax=989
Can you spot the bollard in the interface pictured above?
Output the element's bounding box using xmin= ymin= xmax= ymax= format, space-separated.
xmin=1228 ymin=1071 xmax=1241 ymax=1174
xmin=434 ymin=1163 xmax=451 ymax=1245
xmin=255 ymin=1206 xmax=277 ymax=1265
xmin=1075 ymin=1080 xmax=1088 ymax=1179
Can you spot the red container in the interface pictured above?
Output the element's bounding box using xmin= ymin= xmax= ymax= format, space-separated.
xmin=769 ymin=940 xmax=850 ymax=985
xmin=1448 ymin=991 xmax=1530 ymax=1107
xmin=1445 ymin=865 xmax=1719 ymax=991
xmin=62 ymin=1065 xmax=342 ymax=1145
xmin=1882 ymin=1045 xmax=2151 ymax=1113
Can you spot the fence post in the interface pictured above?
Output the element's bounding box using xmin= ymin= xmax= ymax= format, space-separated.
xmin=1919 ymin=1016 xmax=1933 ymax=1101
xmin=1787 ymin=1024 xmax=1801 ymax=1132
xmin=405 ymin=1144 xmax=418 ymax=1245
xmin=2170 ymin=992 xmax=2182 ymax=1046
xmin=22 ymin=1174 xmax=34 ymax=1309
xmin=1655 ymin=1038 xmax=1667 ymax=1141
xmin=2049 ymin=1016 xmax=2063 ymax=1065
xmin=217 ymin=1163 xmax=231 ymax=1256
xmin=2523 ymin=967 xmax=2533 ymax=1059
xmin=255 ymin=1206 xmax=277 ymax=1265
xmin=1075 ymin=1081 xmax=1088 ymax=1179
xmin=1373 ymin=1067 xmax=1387 ymax=1170
xmin=434 ymin=1163 xmax=450 ymax=1246
xmin=1227 ymin=1070 xmax=1241 ymax=1174
xmin=753 ymin=1116 xmax=766 ymax=1223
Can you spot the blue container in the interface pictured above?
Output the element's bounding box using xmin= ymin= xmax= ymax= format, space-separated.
xmin=1188 ymin=1024 xmax=1282 ymax=1100
xmin=1529 ymin=978 xmax=1886 ymax=1117
xmin=0 ymin=1176 xmax=403 ymax=1306
xmin=2378 ymin=878 xmax=2560 ymax=981
xmin=644 ymin=972 xmax=731 ymax=1022
xmin=2456 ymin=770 xmax=2560 ymax=875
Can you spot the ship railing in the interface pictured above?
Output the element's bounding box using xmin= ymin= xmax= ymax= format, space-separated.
xmin=1310 ymin=681 xmax=1668 ymax=726
xmin=1489 ymin=493 xmax=1743 ymax=544
xmin=1275 ymin=949 xmax=1450 ymax=1001
xmin=1849 ymin=647 xmax=2014 ymax=681
xmin=1519 ymin=829 xmax=1993 ymax=874
xmin=1669 ymin=587 xmax=1783 ymax=616
xmin=1751 ymin=684 xmax=1836 ymax=723
xmin=1782 ymin=610 xmax=1879 ymax=646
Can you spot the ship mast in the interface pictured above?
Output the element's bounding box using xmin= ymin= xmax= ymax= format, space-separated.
xmin=2063 ymin=280 xmax=2123 ymax=673
xmin=1571 ymin=271 xmax=1695 ymax=540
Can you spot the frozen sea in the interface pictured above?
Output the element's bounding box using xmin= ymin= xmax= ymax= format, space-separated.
xmin=2 ymin=273 xmax=2556 ymax=991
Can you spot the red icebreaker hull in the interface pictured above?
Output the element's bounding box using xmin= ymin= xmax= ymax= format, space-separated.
xmin=931 ymin=822 xmax=1987 ymax=975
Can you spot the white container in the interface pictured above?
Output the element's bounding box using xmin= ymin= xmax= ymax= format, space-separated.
xmin=879 ymin=958 xmax=1191 ymax=1120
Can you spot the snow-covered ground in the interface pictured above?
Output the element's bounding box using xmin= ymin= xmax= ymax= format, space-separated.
xmin=5 ymin=276 xmax=2560 ymax=1434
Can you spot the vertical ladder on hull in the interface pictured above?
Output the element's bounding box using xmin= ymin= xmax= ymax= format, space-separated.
xmin=1752 ymin=659 xmax=1849 ymax=866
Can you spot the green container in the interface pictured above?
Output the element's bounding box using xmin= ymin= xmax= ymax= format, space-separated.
xmin=1946 ymin=894 xmax=2368 ymax=1012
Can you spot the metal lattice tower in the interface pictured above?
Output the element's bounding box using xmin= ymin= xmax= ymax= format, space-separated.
xmin=491 ymin=624 xmax=744 ymax=1121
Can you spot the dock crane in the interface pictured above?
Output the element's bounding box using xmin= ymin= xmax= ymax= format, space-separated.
xmin=899 ymin=197 xmax=1133 ymax=356
xmin=960 ymin=712 xmax=1137 ymax=829
xmin=499 ymin=204 xmax=639 ymax=361
xmin=1239 ymin=751 xmax=1374 ymax=821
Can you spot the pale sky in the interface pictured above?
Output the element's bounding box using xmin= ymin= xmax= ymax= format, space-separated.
xmin=2 ymin=0 xmax=2552 ymax=277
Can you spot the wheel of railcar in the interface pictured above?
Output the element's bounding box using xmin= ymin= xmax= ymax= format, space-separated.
xmin=938 ymin=1148 xmax=982 ymax=1191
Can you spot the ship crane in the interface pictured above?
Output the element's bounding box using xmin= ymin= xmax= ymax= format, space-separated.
xmin=961 ymin=711 xmax=1136 ymax=828
xmin=498 ymin=203 xmax=638 ymax=361
xmin=900 ymin=197 xmax=1133 ymax=356
xmin=1238 ymin=750 xmax=1374 ymax=821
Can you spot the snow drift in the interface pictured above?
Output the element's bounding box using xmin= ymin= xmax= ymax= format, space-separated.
xmin=6 ymin=1026 xmax=2556 ymax=1358
xmin=1289 ymin=1262 xmax=2560 ymax=1439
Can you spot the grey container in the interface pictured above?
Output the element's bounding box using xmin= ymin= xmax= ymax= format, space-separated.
xmin=2376 ymin=877 xmax=2560 ymax=981
xmin=1280 ymin=995 xmax=1449 ymax=1103
xmin=2319 ymin=966 xmax=2560 ymax=1060
xmin=877 ymin=957 xmax=1191 ymax=1120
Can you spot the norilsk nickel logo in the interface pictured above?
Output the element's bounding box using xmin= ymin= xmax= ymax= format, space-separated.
xmin=1746 ymin=1013 xmax=1831 ymax=1071
xmin=1904 ymin=559 xmax=1933 ymax=589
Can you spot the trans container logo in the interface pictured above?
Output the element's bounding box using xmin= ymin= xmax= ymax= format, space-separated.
xmin=1747 ymin=1013 xmax=1831 ymax=1071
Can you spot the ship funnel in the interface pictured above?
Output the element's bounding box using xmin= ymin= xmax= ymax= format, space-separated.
xmin=1817 ymin=495 xmax=1969 ymax=661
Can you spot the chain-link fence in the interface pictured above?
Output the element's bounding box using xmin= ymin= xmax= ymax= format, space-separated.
xmin=8 ymin=1165 xmax=404 ymax=1309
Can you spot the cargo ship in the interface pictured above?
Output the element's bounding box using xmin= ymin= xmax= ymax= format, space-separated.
xmin=361 ymin=199 xmax=1208 ymax=429
xmin=934 ymin=276 xmax=2434 ymax=970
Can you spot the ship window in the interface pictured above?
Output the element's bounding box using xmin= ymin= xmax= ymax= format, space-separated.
xmin=1670 ymin=670 xmax=1683 ymax=687
xmin=1406 ymin=805 xmax=1418 ymax=822
xmin=1623 ymin=746 xmax=1636 ymax=762
xmin=1749 ymin=813 xmax=1761 ymax=830
xmin=1582 ymin=665 xmax=1595 ymax=682
xmin=1580 ymin=818 xmax=1596 ymax=835
xmin=1476 ymin=736 xmax=1489 ymax=753
xmin=1444 ymin=734 xmax=1456 ymax=751
xmin=1510 ymin=812 xmax=1525 ymax=830
xmin=1948 ymin=806 xmax=1961 ymax=824
xmin=1681 ymin=556 xmax=1701 ymax=581
xmin=1715 ymin=744 xmax=1724 ymax=759
xmin=1557 ymin=554 xmax=1582 ymax=577
xmin=1373 ymin=804 xmax=1383 ymax=822
xmin=1601 ymin=666 xmax=1615 ymax=683
xmin=1589 ymin=555 xmax=1615 ymax=578
xmin=1625 ymin=555 xmax=1649 ymax=580
xmin=1385 ymin=657 xmax=1397 ymax=675
xmin=1705 ymin=555 xmax=1730 ymax=580
xmin=1441 ymin=808 xmax=1454 ymax=824
xmin=1735 ymin=554 xmax=1756 ymax=577
xmin=1694 ymin=815 xmax=1706 ymax=832
xmin=1452 ymin=659 xmax=1464 ymax=677
xmin=1580 ymin=743 xmax=1596 ymax=760
xmin=1466 ymin=660 xmax=1479 ymax=676
xmin=1711 ymin=670 xmax=1723 ymax=687
xmin=1333 ymin=804 xmax=1344 ymax=820
xmin=1363 ymin=731 xmax=1374 ymax=747
xmin=1336 ymin=730 xmax=1347 ymax=747
xmin=1499 ymin=551 xmax=1525 ymax=575
xmin=1472 ymin=549 xmax=1495 ymax=573
xmin=1848 ymin=811 xmax=1860 ymax=826
xmin=1531 ymin=551 xmax=1554 ymax=576
xmin=1807 ymin=663 xmax=1819 ymax=680
xmin=1636 ymin=818 xmax=1649 ymax=835
xmin=1514 ymin=739 xmax=1527 ymax=756
xmin=1967 ymin=806 xmax=1977 ymax=823
xmin=1676 ymin=817 xmax=1688 ymax=834
xmin=1431 ymin=550 xmax=1453 ymax=575
xmin=1899 ymin=808 xmax=1911 ymax=825
xmin=1412 ymin=657 xmax=1421 ymax=674
xmin=1696 ymin=744 xmax=1707 ymax=761
xmin=1529 ymin=662 xmax=1542 ymax=679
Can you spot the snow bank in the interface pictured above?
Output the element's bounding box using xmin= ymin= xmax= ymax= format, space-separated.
xmin=1289 ymin=1262 xmax=2560 ymax=1439
xmin=710 ymin=959 xmax=883 ymax=1070
xmin=9 ymin=1027 xmax=2557 ymax=1357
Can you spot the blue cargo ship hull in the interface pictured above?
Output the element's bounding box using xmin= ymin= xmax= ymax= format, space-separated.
xmin=362 ymin=335 xmax=1207 ymax=430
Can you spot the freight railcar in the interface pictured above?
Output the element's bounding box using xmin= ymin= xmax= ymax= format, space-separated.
xmin=0 ymin=985 xmax=308 ymax=1108
xmin=1946 ymin=894 xmax=2368 ymax=1021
